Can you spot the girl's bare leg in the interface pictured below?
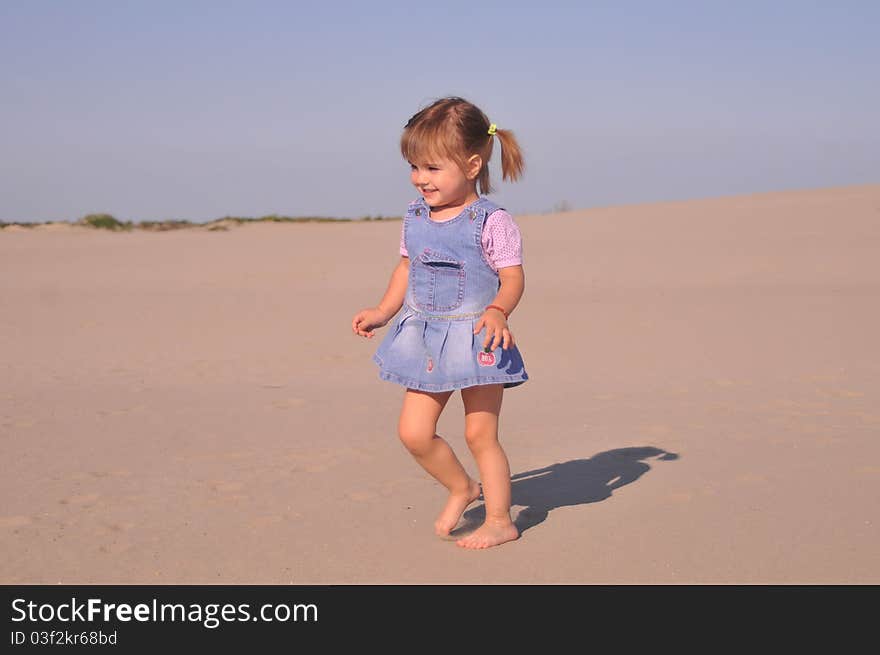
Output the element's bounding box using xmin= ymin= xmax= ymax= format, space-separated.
xmin=456 ymin=383 xmax=519 ymax=549
xmin=398 ymin=389 xmax=482 ymax=536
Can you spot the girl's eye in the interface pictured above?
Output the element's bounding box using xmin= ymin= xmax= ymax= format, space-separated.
xmin=428 ymin=166 xmax=439 ymax=171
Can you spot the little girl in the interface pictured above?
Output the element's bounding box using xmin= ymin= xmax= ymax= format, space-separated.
xmin=351 ymin=97 xmax=528 ymax=549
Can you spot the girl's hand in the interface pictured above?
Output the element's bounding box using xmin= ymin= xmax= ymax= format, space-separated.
xmin=474 ymin=308 xmax=515 ymax=351
xmin=352 ymin=307 xmax=390 ymax=339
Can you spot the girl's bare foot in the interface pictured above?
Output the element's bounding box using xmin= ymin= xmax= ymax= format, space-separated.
xmin=434 ymin=479 xmax=482 ymax=536
xmin=456 ymin=518 xmax=519 ymax=549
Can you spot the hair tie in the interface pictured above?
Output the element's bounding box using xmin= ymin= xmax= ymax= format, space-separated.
xmin=487 ymin=123 xmax=497 ymax=136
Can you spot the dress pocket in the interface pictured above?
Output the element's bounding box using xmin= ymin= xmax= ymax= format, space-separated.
xmin=411 ymin=249 xmax=466 ymax=312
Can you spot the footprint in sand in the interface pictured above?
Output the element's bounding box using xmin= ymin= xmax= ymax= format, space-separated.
xmin=804 ymin=374 xmax=842 ymax=383
xmin=347 ymin=491 xmax=376 ymax=502
xmin=271 ymin=398 xmax=307 ymax=409
xmin=59 ymin=493 xmax=101 ymax=506
xmin=0 ymin=516 xmax=33 ymax=529
xmin=319 ymin=354 xmax=350 ymax=363
xmin=97 ymin=541 xmax=134 ymax=555
xmin=204 ymin=480 xmax=250 ymax=503
xmin=641 ymin=424 xmax=673 ymax=436
xmin=208 ymin=481 xmax=245 ymax=493
xmin=820 ymin=389 xmax=864 ymax=398
xmin=248 ymin=515 xmax=284 ymax=527
xmin=735 ymin=473 xmax=768 ymax=484
xmin=849 ymin=412 xmax=880 ymax=424
xmin=665 ymin=491 xmax=693 ymax=504
xmin=92 ymin=520 xmax=137 ymax=555
xmin=70 ymin=470 xmax=132 ymax=481
xmin=813 ymin=435 xmax=844 ymax=446
xmin=347 ymin=478 xmax=419 ymax=503
xmin=96 ymin=405 xmax=146 ymax=417
xmin=277 ymin=451 xmax=340 ymax=474
xmin=246 ymin=514 xmax=298 ymax=529
xmin=177 ymin=451 xmax=250 ymax=464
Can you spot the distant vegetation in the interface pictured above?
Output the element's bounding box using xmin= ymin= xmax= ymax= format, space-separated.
xmin=0 ymin=212 xmax=401 ymax=231
xmin=80 ymin=213 xmax=133 ymax=230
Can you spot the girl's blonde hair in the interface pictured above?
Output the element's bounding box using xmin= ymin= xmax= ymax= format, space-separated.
xmin=401 ymin=96 xmax=524 ymax=195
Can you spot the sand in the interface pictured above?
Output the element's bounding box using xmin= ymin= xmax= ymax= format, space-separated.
xmin=1 ymin=183 xmax=878 ymax=584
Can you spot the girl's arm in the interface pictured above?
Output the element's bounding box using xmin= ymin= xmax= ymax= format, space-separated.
xmin=352 ymin=256 xmax=409 ymax=339
xmin=475 ymin=264 xmax=524 ymax=351
xmin=492 ymin=265 xmax=525 ymax=317
xmin=376 ymin=256 xmax=410 ymax=320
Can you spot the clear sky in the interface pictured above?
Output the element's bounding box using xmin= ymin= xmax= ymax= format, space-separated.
xmin=2 ymin=0 xmax=878 ymax=222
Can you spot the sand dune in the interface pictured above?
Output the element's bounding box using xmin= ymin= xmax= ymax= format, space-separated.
xmin=1 ymin=184 xmax=878 ymax=583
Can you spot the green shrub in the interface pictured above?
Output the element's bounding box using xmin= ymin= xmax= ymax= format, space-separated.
xmin=138 ymin=219 xmax=193 ymax=231
xmin=79 ymin=214 xmax=132 ymax=230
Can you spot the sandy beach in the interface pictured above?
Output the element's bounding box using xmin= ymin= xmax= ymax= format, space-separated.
xmin=2 ymin=183 xmax=878 ymax=584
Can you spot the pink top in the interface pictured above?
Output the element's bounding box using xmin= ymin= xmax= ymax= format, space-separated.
xmin=400 ymin=208 xmax=523 ymax=272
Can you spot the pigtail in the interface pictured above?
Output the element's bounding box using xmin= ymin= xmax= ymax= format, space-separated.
xmin=494 ymin=128 xmax=525 ymax=184
xmin=477 ymin=127 xmax=525 ymax=195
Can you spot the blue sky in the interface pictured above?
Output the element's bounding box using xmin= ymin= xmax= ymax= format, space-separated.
xmin=1 ymin=0 xmax=878 ymax=222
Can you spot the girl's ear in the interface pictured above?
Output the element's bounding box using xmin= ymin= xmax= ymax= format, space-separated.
xmin=465 ymin=155 xmax=482 ymax=180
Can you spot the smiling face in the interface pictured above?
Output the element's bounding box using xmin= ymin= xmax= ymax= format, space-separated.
xmin=409 ymin=155 xmax=481 ymax=220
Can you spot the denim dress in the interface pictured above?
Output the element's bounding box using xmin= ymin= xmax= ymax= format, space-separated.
xmin=372 ymin=196 xmax=528 ymax=392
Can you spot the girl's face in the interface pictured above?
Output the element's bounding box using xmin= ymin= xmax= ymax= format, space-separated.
xmin=409 ymin=155 xmax=480 ymax=217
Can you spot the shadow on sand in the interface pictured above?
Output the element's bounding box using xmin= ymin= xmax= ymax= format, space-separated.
xmin=452 ymin=446 xmax=679 ymax=536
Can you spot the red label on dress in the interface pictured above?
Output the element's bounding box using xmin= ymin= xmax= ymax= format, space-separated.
xmin=426 ymin=356 xmax=434 ymax=372
xmin=478 ymin=351 xmax=496 ymax=366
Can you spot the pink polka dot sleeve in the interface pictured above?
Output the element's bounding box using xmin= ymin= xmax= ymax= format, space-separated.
xmin=399 ymin=209 xmax=523 ymax=272
xmin=481 ymin=209 xmax=523 ymax=271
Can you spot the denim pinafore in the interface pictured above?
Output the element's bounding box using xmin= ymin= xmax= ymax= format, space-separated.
xmin=372 ymin=196 xmax=528 ymax=392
